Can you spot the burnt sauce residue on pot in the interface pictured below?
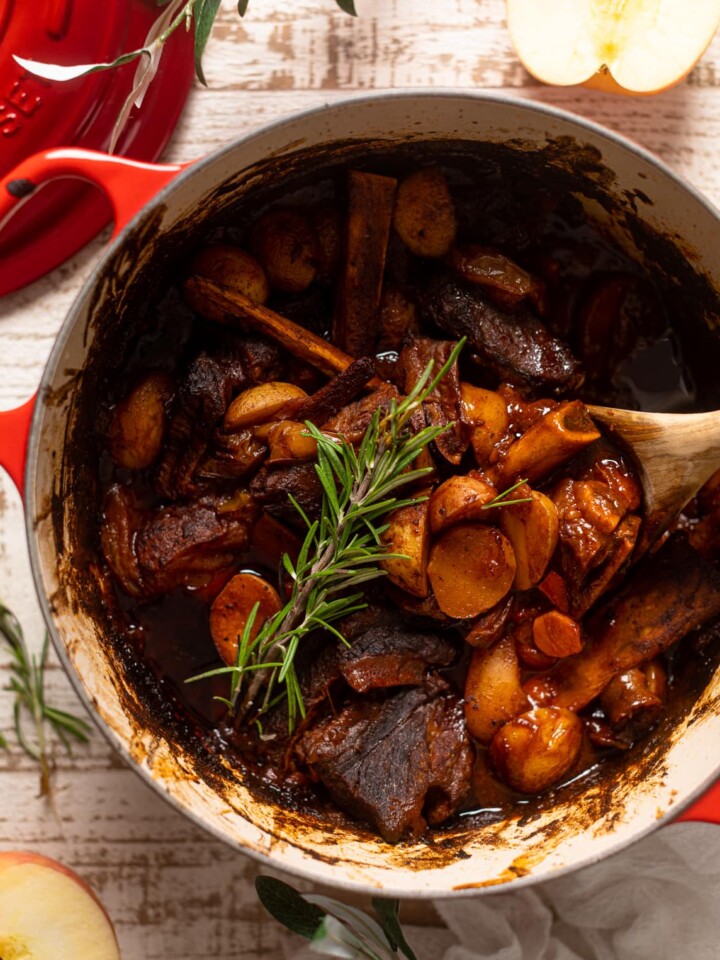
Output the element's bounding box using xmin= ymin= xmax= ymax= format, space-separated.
xmin=54 ymin=136 xmax=720 ymax=857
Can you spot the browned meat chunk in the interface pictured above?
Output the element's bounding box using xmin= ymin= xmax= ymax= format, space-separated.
xmin=135 ymin=493 xmax=258 ymax=594
xmin=293 ymin=356 xmax=376 ymax=426
xmin=323 ymin=382 xmax=400 ymax=444
xmin=400 ymin=338 xmax=468 ymax=464
xmin=101 ymin=485 xmax=145 ymax=597
xmin=301 ymin=683 xmax=472 ymax=842
xmin=156 ymin=336 xmax=281 ymax=498
xmin=422 ymin=275 xmax=583 ymax=393
xmin=338 ymin=624 xmax=457 ymax=692
xmin=250 ymin=462 xmax=324 ymax=527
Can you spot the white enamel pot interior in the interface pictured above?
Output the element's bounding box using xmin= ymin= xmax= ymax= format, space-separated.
xmin=25 ymin=92 xmax=720 ymax=896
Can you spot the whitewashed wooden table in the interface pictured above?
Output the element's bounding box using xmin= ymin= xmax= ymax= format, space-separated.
xmin=2 ymin=1 xmax=720 ymax=956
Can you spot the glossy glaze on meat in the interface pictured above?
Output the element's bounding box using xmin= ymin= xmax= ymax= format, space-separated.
xmin=96 ymin=159 xmax=720 ymax=844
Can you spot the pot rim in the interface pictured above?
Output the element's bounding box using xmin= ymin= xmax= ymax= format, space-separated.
xmin=24 ymin=88 xmax=720 ymax=897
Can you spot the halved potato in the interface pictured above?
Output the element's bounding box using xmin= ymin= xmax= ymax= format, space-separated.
xmin=499 ymin=489 xmax=559 ymax=590
xmin=185 ymin=244 xmax=269 ymax=317
xmin=393 ymin=167 xmax=457 ymax=258
xmin=109 ymin=371 xmax=172 ymax=470
xmin=464 ymin=636 xmax=528 ymax=743
xmin=428 ymin=524 xmax=516 ymax=618
xmin=266 ymin=420 xmax=319 ymax=463
xmin=252 ymin=207 xmax=319 ymax=293
xmin=224 ymin=382 xmax=307 ymax=431
xmin=428 ymin=475 xmax=497 ymax=534
xmin=380 ymin=498 xmax=431 ymax=598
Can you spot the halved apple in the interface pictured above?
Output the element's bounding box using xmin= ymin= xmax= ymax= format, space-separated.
xmin=507 ymin=0 xmax=720 ymax=95
xmin=0 ymin=852 xmax=120 ymax=960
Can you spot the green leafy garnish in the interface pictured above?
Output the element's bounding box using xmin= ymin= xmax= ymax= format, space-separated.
xmin=0 ymin=600 xmax=91 ymax=796
xmin=256 ymin=876 xmax=418 ymax=960
xmin=188 ymin=340 xmax=466 ymax=731
xmin=481 ymin=476 xmax=533 ymax=510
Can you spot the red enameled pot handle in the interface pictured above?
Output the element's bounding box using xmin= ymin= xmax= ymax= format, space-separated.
xmin=0 ymin=147 xmax=188 ymax=497
xmin=0 ymin=149 xmax=718 ymax=828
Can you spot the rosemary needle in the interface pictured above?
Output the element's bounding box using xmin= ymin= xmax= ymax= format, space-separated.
xmin=189 ymin=340 xmax=466 ymax=731
xmin=0 ymin=600 xmax=91 ymax=796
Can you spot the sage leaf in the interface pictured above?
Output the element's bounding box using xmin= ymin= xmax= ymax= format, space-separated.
xmin=194 ymin=0 xmax=222 ymax=85
xmin=371 ymin=899 xmax=419 ymax=960
xmin=255 ymin=876 xmax=326 ymax=941
xmin=238 ymin=0 xmax=250 ymax=14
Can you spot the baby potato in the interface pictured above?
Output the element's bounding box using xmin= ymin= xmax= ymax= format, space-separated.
xmin=380 ymin=498 xmax=431 ymax=598
xmin=428 ymin=524 xmax=516 ymax=618
xmin=489 ymin=706 xmax=583 ymax=793
xmin=428 ymin=474 xmax=497 ymax=534
xmin=266 ymin=420 xmax=319 ymax=463
xmin=461 ymin=384 xmax=510 ymax=466
xmin=210 ymin=573 xmax=283 ymax=666
xmin=499 ymin=489 xmax=559 ymax=590
xmin=393 ymin=167 xmax=457 ymax=258
xmin=464 ymin=636 xmax=528 ymax=743
xmin=224 ymin=382 xmax=308 ymax=431
xmin=109 ymin=371 xmax=172 ymax=470
xmin=252 ymin=206 xmax=319 ymax=293
xmin=184 ymin=244 xmax=269 ymax=319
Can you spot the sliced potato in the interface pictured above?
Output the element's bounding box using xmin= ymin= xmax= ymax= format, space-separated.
xmin=185 ymin=244 xmax=269 ymax=318
xmin=380 ymin=498 xmax=431 ymax=598
xmin=393 ymin=167 xmax=457 ymax=258
xmin=109 ymin=371 xmax=172 ymax=470
xmin=532 ymin=609 xmax=583 ymax=658
xmin=464 ymin=636 xmax=528 ymax=743
xmin=224 ymin=382 xmax=308 ymax=431
xmin=461 ymin=383 xmax=509 ymax=466
xmin=252 ymin=206 xmax=319 ymax=293
xmin=428 ymin=524 xmax=516 ymax=618
xmin=499 ymin=490 xmax=559 ymax=590
xmin=209 ymin=572 xmax=283 ymax=666
xmin=489 ymin=706 xmax=583 ymax=794
xmin=428 ymin=475 xmax=497 ymax=534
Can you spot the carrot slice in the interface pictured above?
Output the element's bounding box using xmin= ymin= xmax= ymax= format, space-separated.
xmin=209 ymin=573 xmax=282 ymax=666
xmin=428 ymin=524 xmax=516 ymax=618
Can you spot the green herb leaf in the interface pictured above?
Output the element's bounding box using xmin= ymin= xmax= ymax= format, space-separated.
xmin=0 ymin=600 xmax=91 ymax=796
xmin=255 ymin=876 xmax=326 ymax=941
xmin=371 ymin=899 xmax=418 ymax=960
xmin=193 ymin=0 xmax=222 ymax=85
xmin=238 ymin=0 xmax=250 ymax=14
xmin=334 ymin=0 xmax=358 ymax=15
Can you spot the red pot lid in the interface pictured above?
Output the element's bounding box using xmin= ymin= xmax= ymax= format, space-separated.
xmin=0 ymin=0 xmax=195 ymax=297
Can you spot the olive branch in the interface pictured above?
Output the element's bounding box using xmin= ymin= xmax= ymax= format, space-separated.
xmin=13 ymin=0 xmax=357 ymax=153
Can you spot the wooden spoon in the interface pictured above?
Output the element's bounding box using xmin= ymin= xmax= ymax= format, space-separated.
xmin=588 ymin=404 xmax=720 ymax=551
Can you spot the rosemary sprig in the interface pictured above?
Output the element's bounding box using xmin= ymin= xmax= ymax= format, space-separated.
xmin=0 ymin=600 xmax=91 ymax=796
xmin=189 ymin=339 xmax=466 ymax=731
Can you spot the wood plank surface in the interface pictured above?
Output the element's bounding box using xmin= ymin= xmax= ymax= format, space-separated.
xmin=2 ymin=0 xmax=720 ymax=955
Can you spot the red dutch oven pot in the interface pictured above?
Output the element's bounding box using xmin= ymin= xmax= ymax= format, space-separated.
xmin=0 ymin=92 xmax=718 ymax=895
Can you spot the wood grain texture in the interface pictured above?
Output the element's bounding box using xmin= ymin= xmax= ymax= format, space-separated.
xmin=2 ymin=0 xmax=720 ymax=954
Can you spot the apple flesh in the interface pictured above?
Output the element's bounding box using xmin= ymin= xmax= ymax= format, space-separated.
xmin=0 ymin=852 xmax=119 ymax=960
xmin=507 ymin=0 xmax=720 ymax=94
